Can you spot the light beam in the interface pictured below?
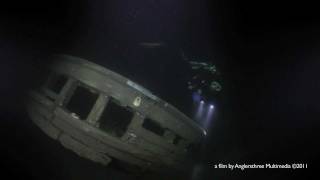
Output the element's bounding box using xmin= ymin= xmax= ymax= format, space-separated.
xmin=204 ymin=104 xmax=215 ymax=128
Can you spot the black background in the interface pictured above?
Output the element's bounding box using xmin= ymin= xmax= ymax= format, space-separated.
xmin=0 ymin=0 xmax=318 ymax=179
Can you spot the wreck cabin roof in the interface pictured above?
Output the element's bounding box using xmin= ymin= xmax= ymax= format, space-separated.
xmin=50 ymin=54 xmax=205 ymax=141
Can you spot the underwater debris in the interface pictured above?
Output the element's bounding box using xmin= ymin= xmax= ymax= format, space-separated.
xmin=26 ymin=54 xmax=205 ymax=174
xmin=139 ymin=42 xmax=165 ymax=48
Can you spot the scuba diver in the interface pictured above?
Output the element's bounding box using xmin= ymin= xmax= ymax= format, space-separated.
xmin=181 ymin=50 xmax=222 ymax=102
xmin=188 ymin=61 xmax=222 ymax=93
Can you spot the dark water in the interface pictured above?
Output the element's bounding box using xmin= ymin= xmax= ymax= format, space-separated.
xmin=0 ymin=0 xmax=318 ymax=179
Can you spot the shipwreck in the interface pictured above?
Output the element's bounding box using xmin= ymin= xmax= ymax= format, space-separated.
xmin=27 ymin=54 xmax=205 ymax=173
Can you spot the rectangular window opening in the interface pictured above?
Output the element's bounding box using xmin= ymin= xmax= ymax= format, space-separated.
xmin=99 ymin=99 xmax=134 ymax=137
xmin=142 ymin=118 xmax=165 ymax=137
xmin=65 ymin=85 xmax=99 ymax=120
